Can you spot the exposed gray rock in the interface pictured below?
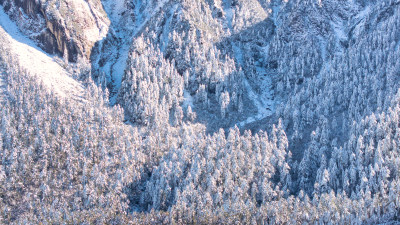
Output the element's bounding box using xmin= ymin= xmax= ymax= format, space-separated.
xmin=0 ymin=0 xmax=110 ymax=62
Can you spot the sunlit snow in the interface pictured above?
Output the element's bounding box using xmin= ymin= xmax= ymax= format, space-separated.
xmin=0 ymin=5 xmax=83 ymax=101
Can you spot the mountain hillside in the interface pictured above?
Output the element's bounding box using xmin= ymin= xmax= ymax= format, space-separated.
xmin=1 ymin=0 xmax=400 ymax=224
xmin=0 ymin=5 xmax=83 ymax=100
xmin=0 ymin=0 xmax=110 ymax=62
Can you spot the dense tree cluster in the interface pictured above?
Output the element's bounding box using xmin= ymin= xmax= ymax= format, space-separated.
xmin=118 ymin=36 xmax=184 ymax=126
xmin=273 ymin=0 xmax=400 ymax=196
xmin=1 ymin=0 xmax=400 ymax=224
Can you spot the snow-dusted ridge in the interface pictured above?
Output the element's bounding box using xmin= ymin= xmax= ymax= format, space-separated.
xmin=0 ymin=5 xmax=83 ymax=101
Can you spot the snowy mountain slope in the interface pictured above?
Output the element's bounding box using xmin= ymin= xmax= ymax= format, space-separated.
xmin=0 ymin=68 xmax=4 ymax=102
xmin=2 ymin=0 xmax=400 ymax=224
xmin=0 ymin=6 xmax=83 ymax=101
xmin=222 ymin=16 xmax=276 ymax=128
xmin=93 ymin=0 xmax=279 ymax=132
xmin=90 ymin=0 xmax=134 ymax=102
xmin=236 ymin=77 xmax=273 ymax=127
xmin=0 ymin=0 xmax=110 ymax=62
xmin=91 ymin=0 xmax=173 ymax=103
xmin=265 ymin=0 xmax=400 ymax=188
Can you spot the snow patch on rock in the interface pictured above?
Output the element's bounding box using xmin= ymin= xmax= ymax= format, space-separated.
xmin=0 ymin=5 xmax=83 ymax=101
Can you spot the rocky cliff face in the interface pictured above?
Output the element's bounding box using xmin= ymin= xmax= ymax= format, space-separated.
xmin=0 ymin=0 xmax=110 ymax=62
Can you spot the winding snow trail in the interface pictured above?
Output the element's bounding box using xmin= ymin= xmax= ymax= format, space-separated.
xmin=0 ymin=6 xmax=83 ymax=101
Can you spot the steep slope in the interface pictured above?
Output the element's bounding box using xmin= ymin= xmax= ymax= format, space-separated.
xmin=102 ymin=0 xmax=400 ymax=197
xmin=0 ymin=5 xmax=83 ymax=100
xmin=2 ymin=0 xmax=400 ymax=224
xmin=0 ymin=0 xmax=110 ymax=62
xmin=264 ymin=0 xmax=400 ymax=194
xmin=93 ymin=0 xmax=277 ymax=132
xmin=90 ymin=0 xmax=136 ymax=103
xmin=0 ymin=67 xmax=4 ymax=102
xmin=91 ymin=0 xmax=174 ymax=103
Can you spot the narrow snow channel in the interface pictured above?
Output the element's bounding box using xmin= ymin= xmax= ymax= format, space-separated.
xmin=102 ymin=0 xmax=171 ymax=104
xmin=0 ymin=6 xmax=83 ymax=101
xmin=236 ymin=70 xmax=274 ymax=128
xmin=222 ymin=2 xmax=275 ymax=128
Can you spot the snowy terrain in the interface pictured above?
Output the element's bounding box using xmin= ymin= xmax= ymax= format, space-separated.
xmin=224 ymin=2 xmax=275 ymax=128
xmin=0 ymin=6 xmax=83 ymax=101
xmin=0 ymin=68 xmax=4 ymax=102
xmin=2 ymin=0 xmax=400 ymax=223
xmin=97 ymin=0 xmax=171 ymax=104
xmin=96 ymin=0 xmax=134 ymax=103
xmin=160 ymin=4 xmax=179 ymax=53
xmin=233 ymin=43 xmax=275 ymax=128
xmin=237 ymin=68 xmax=274 ymax=128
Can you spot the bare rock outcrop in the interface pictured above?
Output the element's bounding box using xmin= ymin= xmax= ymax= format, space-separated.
xmin=0 ymin=0 xmax=110 ymax=62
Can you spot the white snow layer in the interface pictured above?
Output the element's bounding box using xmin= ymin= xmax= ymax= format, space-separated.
xmin=0 ymin=69 xmax=4 ymax=102
xmin=237 ymin=73 xmax=274 ymax=128
xmin=101 ymin=0 xmax=170 ymax=104
xmin=0 ymin=6 xmax=83 ymax=101
xmin=78 ymin=0 xmax=109 ymax=42
xmin=183 ymin=90 xmax=194 ymax=109
xmin=160 ymin=4 xmax=178 ymax=52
